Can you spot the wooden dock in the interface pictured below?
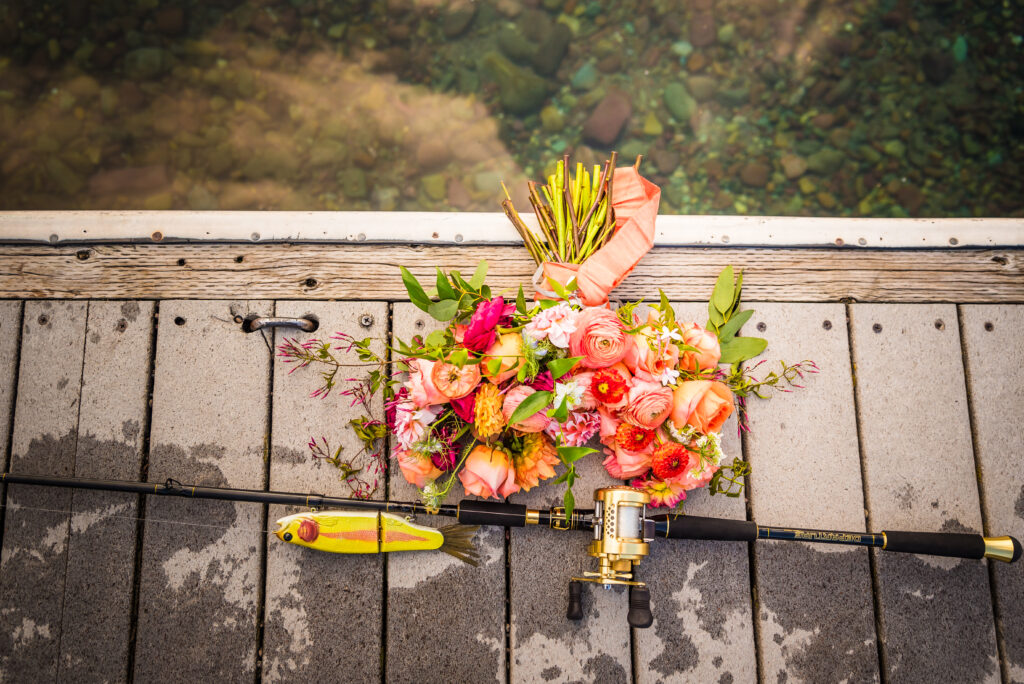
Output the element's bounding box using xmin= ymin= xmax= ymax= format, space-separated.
xmin=0 ymin=238 xmax=1021 ymax=683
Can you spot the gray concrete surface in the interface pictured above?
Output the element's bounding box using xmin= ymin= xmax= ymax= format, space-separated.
xmin=133 ymin=300 xmax=272 ymax=682
xmin=389 ymin=304 xmax=507 ymax=684
xmin=0 ymin=302 xmax=20 ymax=473
xmin=851 ymin=304 xmax=999 ymax=683
xmin=0 ymin=301 xmax=87 ymax=682
xmin=634 ymin=301 xmax=756 ymax=684
xmin=961 ymin=305 xmax=1024 ymax=683
xmin=59 ymin=301 xmax=153 ymax=681
xmin=263 ymin=301 xmax=388 ymax=682
xmin=745 ymin=303 xmax=880 ymax=684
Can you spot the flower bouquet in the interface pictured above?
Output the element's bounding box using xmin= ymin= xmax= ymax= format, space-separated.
xmin=279 ymin=154 xmax=814 ymax=514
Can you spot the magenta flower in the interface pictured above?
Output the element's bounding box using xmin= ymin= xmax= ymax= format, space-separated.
xmin=463 ymin=297 xmax=515 ymax=352
xmin=528 ymin=370 xmax=554 ymax=392
xmin=450 ymin=390 xmax=477 ymax=423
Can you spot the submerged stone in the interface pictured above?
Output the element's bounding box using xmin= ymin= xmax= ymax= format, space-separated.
xmin=481 ymin=52 xmax=547 ymax=114
xmin=663 ymin=82 xmax=697 ymax=121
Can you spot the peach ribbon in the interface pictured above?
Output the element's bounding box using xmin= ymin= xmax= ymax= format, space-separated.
xmin=534 ymin=166 xmax=660 ymax=306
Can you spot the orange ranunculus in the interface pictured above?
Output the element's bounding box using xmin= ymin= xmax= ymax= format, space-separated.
xmin=677 ymin=321 xmax=721 ymax=372
xmin=458 ymin=445 xmax=520 ymax=499
xmin=482 ymin=333 xmax=524 ymax=384
xmin=671 ymin=380 xmax=734 ymax=434
xmin=623 ymin=312 xmax=679 ymax=382
xmin=621 ymin=380 xmax=673 ymax=429
xmin=569 ymin=307 xmax=629 ymax=369
xmin=407 ymin=358 xmax=449 ymax=408
xmin=602 ymin=442 xmax=654 ymax=480
xmin=395 ymin=449 xmax=443 ymax=489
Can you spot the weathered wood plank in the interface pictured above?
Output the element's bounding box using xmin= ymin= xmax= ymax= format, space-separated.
xmin=745 ymin=303 xmax=880 ymax=683
xmin=0 ymin=245 xmax=1020 ymax=302
xmin=0 ymin=301 xmax=87 ymax=681
xmin=960 ymin=305 xmax=1024 ymax=683
xmin=850 ymin=304 xmax=998 ymax=682
xmin=634 ymin=302 xmax=756 ymax=684
xmin=58 ymin=301 xmax=153 ymax=681
xmin=509 ymin=446 xmax=631 ymax=683
xmin=262 ymin=301 xmax=387 ymax=682
xmin=387 ymin=304 xmax=507 ymax=684
xmin=133 ymin=300 xmax=272 ymax=681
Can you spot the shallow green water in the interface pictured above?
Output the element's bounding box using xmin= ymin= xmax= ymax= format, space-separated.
xmin=0 ymin=0 xmax=1020 ymax=217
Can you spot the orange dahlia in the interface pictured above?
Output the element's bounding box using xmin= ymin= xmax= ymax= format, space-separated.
xmin=512 ymin=433 xmax=560 ymax=491
xmin=474 ymin=383 xmax=506 ymax=439
xmin=591 ymin=368 xmax=628 ymax=405
xmin=615 ymin=423 xmax=655 ymax=452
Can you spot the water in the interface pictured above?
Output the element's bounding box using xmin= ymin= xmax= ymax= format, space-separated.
xmin=0 ymin=0 xmax=1020 ymax=217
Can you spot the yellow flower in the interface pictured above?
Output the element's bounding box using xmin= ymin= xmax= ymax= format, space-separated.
xmin=513 ymin=432 xmax=560 ymax=491
xmin=474 ymin=383 xmax=506 ymax=439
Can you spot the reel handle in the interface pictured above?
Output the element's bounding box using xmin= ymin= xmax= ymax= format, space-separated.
xmin=567 ymin=581 xmax=584 ymax=620
xmin=627 ymin=585 xmax=653 ymax=628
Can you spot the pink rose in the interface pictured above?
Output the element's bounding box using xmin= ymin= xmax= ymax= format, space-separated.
xmin=623 ymin=312 xmax=679 ymax=382
xmin=602 ymin=443 xmax=653 ymax=479
xmin=671 ymin=381 xmax=734 ymax=434
xmin=569 ymin=307 xmax=629 ymax=369
xmin=621 ymin=380 xmax=673 ymax=429
xmin=464 ymin=297 xmax=515 ymax=352
xmin=677 ymin=322 xmax=721 ymax=372
xmin=459 ymin=445 xmax=520 ymax=499
xmin=502 ymin=386 xmax=550 ymax=433
xmin=396 ymin=449 xmax=442 ymax=489
xmin=407 ymin=358 xmax=448 ymax=408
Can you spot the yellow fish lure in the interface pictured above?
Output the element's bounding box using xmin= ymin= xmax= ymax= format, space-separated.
xmin=274 ymin=510 xmax=480 ymax=565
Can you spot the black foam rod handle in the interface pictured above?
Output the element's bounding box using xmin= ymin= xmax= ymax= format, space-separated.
xmin=567 ymin=581 xmax=584 ymax=621
xmin=654 ymin=514 xmax=758 ymax=542
xmin=627 ymin=586 xmax=653 ymax=629
xmin=457 ymin=500 xmax=528 ymax=527
xmin=882 ymin=530 xmax=986 ymax=559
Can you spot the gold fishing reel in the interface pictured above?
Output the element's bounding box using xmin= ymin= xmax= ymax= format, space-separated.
xmin=567 ymin=486 xmax=655 ymax=628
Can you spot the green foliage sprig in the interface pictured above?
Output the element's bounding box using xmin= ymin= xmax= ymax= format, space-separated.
xmin=707 ymin=267 xmax=767 ymax=364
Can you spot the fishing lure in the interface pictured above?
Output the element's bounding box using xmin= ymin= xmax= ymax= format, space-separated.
xmin=274 ymin=510 xmax=479 ymax=565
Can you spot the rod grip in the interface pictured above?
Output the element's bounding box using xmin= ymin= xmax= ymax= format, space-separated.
xmin=884 ymin=531 xmax=1022 ymax=563
xmin=627 ymin=586 xmax=653 ymax=629
xmin=654 ymin=514 xmax=758 ymax=542
xmin=567 ymin=581 xmax=583 ymax=621
xmin=457 ymin=500 xmax=528 ymax=527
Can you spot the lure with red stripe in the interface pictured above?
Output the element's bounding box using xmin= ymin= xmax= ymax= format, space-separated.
xmin=274 ymin=510 xmax=479 ymax=565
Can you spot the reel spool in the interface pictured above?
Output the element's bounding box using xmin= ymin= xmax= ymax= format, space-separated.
xmin=567 ymin=486 xmax=656 ymax=628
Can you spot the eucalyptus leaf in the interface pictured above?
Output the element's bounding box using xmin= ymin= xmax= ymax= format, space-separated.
xmin=516 ymin=285 xmax=527 ymax=315
xmin=508 ymin=390 xmax=552 ymax=425
xmin=428 ymin=299 xmax=459 ymax=322
xmin=708 ymin=301 xmax=725 ymax=328
xmin=470 ymin=260 xmax=489 ymax=289
xmin=400 ymin=266 xmax=431 ymax=312
xmin=449 ymin=347 xmax=468 ymax=367
xmin=435 ymin=268 xmax=457 ymax=300
xmin=546 ymin=356 xmax=581 ymax=379
xmin=486 ymin=357 xmax=502 ymax=376
xmin=731 ymin=270 xmax=744 ymax=310
xmin=711 ymin=266 xmax=735 ymax=314
xmin=424 ymin=329 xmax=445 ymax=348
xmin=717 ymin=309 xmax=754 ymax=342
xmin=719 ymin=336 xmax=768 ymax=364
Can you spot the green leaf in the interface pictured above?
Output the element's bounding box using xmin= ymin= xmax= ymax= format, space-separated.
xmin=516 ymin=286 xmax=527 ymax=315
xmin=659 ymin=289 xmax=675 ymax=327
xmin=469 ymin=260 xmax=489 ymax=289
xmin=708 ymin=301 xmax=725 ymax=328
xmin=400 ymin=266 xmax=431 ymax=312
xmin=516 ymin=364 xmax=528 ymax=382
xmin=436 ymin=268 xmax=457 ymax=300
xmin=486 ymin=357 xmax=502 ymax=376
xmin=508 ymin=390 xmax=552 ymax=425
xmin=424 ymin=329 xmax=445 ymax=347
xmin=546 ymin=356 xmax=581 ymax=379
xmin=428 ymin=299 xmax=459 ymax=322
xmin=711 ymin=266 xmax=735 ymax=314
xmin=548 ymin=397 xmax=569 ymax=423
xmin=547 ymin=276 xmax=572 ymax=302
xmin=719 ymin=336 xmax=768 ymax=364
xmin=557 ymin=445 xmax=598 ymax=464
xmin=563 ymin=489 xmax=575 ymax=517
xmin=731 ymin=270 xmax=744 ymax=310
xmin=717 ymin=309 xmax=754 ymax=342
xmin=449 ymin=347 xmax=468 ymax=367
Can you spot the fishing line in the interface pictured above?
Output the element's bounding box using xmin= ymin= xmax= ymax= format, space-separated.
xmin=0 ymin=502 xmax=282 ymax=536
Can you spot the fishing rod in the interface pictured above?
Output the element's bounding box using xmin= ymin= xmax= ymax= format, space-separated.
xmin=3 ymin=472 xmax=1019 ymax=629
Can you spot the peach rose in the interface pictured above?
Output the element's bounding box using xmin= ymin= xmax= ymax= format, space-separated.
xmin=667 ymin=459 xmax=718 ymax=491
xmin=671 ymin=381 xmax=735 ymax=434
xmin=502 ymin=385 xmax=551 ymax=433
xmin=596 ymin=406 xmax=620 ymax=447
xmin=602 ymin=443 xmax=653 ymax=479
xmin=569 ymin=307 xmax=629 ymax=369
xmin=396 ymin=449 xmax=443 ymax=489
xmin=407 ymin=358 xmax=449 ymax=408
xmin=459 ymin=445 xmax=520 ymax=499
xmin=482 ymin=333 xmax=524 ymax=384
xmin=623 ymin=312 xmax=680 ymax=382
xmin=677 ymin=322 xmax=721 ymax=372
xmin=621 ymin=380 xmax=673 ymax=429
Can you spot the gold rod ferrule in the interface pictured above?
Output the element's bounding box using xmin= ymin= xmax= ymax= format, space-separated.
xmin=525 ymin=510 xmax=540 ymax=525
xmin=983 ymin=536 xmax=1019 ymax=563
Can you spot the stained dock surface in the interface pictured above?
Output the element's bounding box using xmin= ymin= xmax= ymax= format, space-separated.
xmin=0 ymin=287 xmax=1021 ymax=682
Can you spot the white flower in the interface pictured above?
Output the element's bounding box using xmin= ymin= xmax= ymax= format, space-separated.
xmin=394 ymin=402 xmax=439 ymax=450
xmin=657 ymin=325 xmax=683 ymax=345
xmin=553 ymin=380 xmax=585 ymax=410
xmin=657 ymin=367 xmax=681 ymax=387
xmin=524 ymin=302 xmax=579 ymax=349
